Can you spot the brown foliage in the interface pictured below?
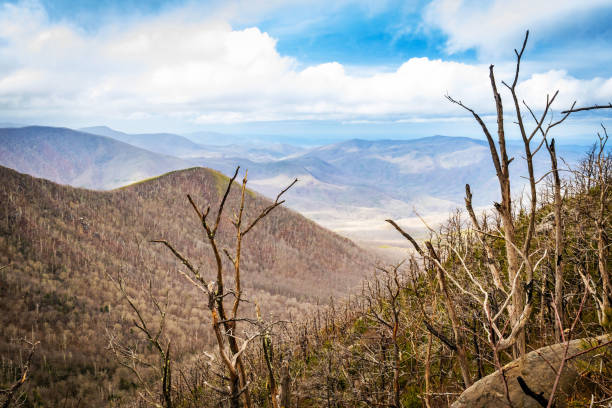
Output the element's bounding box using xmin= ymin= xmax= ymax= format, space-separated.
xmin=0 ymin=165 xmax=372 ymax=406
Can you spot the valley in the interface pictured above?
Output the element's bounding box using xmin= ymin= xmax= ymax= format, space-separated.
xmin=1 ymin=3 xmax=611 ymax=406
xmin=1 ymin=125 xmax=588 ymax=259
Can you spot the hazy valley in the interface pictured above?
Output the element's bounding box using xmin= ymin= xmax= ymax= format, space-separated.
xmin=2 ymin=2 xmax=612 ymax=406
xmin=1 ymin=125 xmax=589 ymax=260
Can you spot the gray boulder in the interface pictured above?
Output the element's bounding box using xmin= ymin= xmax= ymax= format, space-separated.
xmin=451 ymin=334 xmax=611 ymax=407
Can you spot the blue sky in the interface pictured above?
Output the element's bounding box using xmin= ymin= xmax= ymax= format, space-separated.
xmin=0 ymin=0 xmax=611 ymax=144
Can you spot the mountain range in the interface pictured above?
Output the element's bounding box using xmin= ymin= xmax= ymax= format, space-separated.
xmin=0 ymin=123 xmax=603 ymax=405
xmin=0 ymin=125 xmax=590 ymax=256
xmin=0 ymin=126 xmax=192 ymax=189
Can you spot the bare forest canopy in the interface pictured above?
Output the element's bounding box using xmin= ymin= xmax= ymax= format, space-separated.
xmin=1 ymin=31 xmax=612 ymax=408
xmin=0 ymin=165 xmax=373 ymax=406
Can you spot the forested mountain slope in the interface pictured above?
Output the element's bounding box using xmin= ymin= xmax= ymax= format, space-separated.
xmin=0 ymin=165 xmax=373 ymax=406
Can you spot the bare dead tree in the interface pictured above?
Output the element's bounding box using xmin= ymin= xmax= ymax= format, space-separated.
xmin=254 ymin=304 xmax=291 ymax=408
xmin=255 ymin=304 xmax=280 ymax=408
xmin=424 ymin=328 xmax=434 ymax=408
xmin=430 ymin=221 xmax=547 ymax=352
xmin=154 ymin=167 xmax=297 ymax=408
xmin=545 ymin=287 xmax=589 ymax=408
xmin=594 ymin=127 xmax=612 ymax=324
xmin=571 ymin=127 xmax=612 ymax=327
xmin=0 ymin=339 xmax=38 ymax=408
xmin=444 ymin=30 xmax=576 ymax=358
xmin=386 ymin=220 xmax=473 ymax=388
xmin=364 ymin=264 xmax=405 ymax=407
xmin=545 ymin=138 xmax=565 ymax=341
xmin=107 ymin=275 xmax=173 ymax=408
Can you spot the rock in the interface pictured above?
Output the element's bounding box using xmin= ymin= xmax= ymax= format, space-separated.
xmin=536 ymin=212 xmax=555 ymax=233
xmin=451 ymin=334 xmax=611 ymax=408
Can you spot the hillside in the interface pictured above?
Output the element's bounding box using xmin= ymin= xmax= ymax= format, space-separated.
xmin=0 ymin=125 xmax=588 ymax=256
xmin=0 ymin=126 xmax=192 ymax=189
xmin=191 ymin=141 xmax=610 ymax=408
xmin=197 ymin=136 xmax=586 ymax=252
xmin=83 ymin=126 xmax=307 ymax=161
xmin=80 ymin=126 xmax=207 ymax=158
xmin=0 ymin=165 xmax=373 ymax=406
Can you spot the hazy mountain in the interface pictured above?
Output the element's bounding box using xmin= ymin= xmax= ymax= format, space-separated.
xmin=188 ymin=142 xmax=307 ymax=162
xmin=183 ymin=129 xmax=233 ymax=145
xmin=0 ymin=165 xmax=373 ymax=405
xmin=83 ymin=126 xmax=307 ymax=161
xmin=298 ymin=136 xmax=585 ymax=204
xmin=0 ymin=126 xmax=192 ymax=189
xmin=80 ymin=125 xmax=206 ymax=157
xmin=192 ymin=136 xmax=588 ymax=253
xmin=0 ymin=125 xmax=591 ymax=256
xmin=184 ymin=130 xmax=305 ymax=149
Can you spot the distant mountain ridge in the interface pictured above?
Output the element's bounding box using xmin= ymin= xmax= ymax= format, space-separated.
xmin=197 ymin=135 xmax=585 ymax=251
xmin=0 ymin=126 xmax=192 ymax=189
xmin=81 ymin=125 xmax=307 ymax=161
xmin=80 ymin=125 xmax=206 ymax=157
xmin=0 ymin=125 xmax=589 ymax=255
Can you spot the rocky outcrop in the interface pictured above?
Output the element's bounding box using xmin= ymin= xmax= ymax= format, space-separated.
xmin=451 ymin=335 xmax=611 ymax=408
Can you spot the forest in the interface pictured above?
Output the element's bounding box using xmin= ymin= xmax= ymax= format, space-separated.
xmin=1 ymin=32 xmax=612 ymax=408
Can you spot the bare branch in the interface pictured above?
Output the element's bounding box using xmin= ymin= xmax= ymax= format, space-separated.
xmin=385 ymin=219 xmax=423 ymax=255
xmin=214 ymin=166 xmax=240 ymax=237
xmin=561 ymin=103 xmax=612 ymax=114
xmin=243 ymin=178 xmax=298 ymax=236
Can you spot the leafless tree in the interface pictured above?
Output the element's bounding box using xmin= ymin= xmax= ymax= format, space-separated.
xmin=570 ymin=127 xmax=612 ymax=326
xmin=364 ymin=264 xmax=405 ymax=407
xmin=107 ymin=276 xmax=173 ymax=408
xmin=0 ymin=339 xmax=38 ymax=408
xmin=594 ymin=128 xmax=612 ymax=324
xmin=444 ymin=30 xmax=576 ymax=357
xmin=255 ymin=304 xmax=291 ymax=408
xmin=154 ymin=167 xmax=296 ymax=408
xmin=544 ymin=138 xmax=566 ymax=340
xmin=386 ymin=219 xmax=473 ymax=388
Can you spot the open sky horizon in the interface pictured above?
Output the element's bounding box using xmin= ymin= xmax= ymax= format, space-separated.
xmin=0 ymin=0 xmax=611 ymax=144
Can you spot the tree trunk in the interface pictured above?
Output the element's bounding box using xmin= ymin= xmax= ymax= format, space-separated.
xmin=424 ymin=332 xmax=433 ymax=408
xmin=598 ymin=219 xmax=611 ymax=325
xmin=280 ymin=362 xmax=291 ymax=408
xmin=393 ymin=327 xmax=400 ymax=408
xmin=426 ymin=242 xmax=472 ymax=388
xmin=230 ymin=376 xmax=242 ymax=408
xmin=549 ymin=139 xmax=565 ymax=341
xmin=499 ymin=183 xmax=526 ymax=358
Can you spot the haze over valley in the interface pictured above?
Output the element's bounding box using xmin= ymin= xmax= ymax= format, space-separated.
xmin=1 ymin=1 xmax=612 ymax=406
xmin=1 ymin=124 xmax=588 ymax=257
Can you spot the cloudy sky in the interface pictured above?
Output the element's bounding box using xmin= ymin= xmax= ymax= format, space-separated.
xmin=0 ymin=0 xmax=611 ymax=143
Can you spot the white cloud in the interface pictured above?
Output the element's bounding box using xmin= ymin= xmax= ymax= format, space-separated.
xmin=423 ymin=0 xmax=612 ymax=56
xmin=0 ymin=0 xmax=610 ymax=128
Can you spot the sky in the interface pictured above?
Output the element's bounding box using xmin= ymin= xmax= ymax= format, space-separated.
xmin=0 ymin=0 xmax=611 ymax=144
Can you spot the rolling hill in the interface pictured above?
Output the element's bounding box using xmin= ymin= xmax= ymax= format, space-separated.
xmin=0 ymin=165 xmax=373 ymax=405
xmin=0 ymin=126 xmax=192 ymax=189
xmin=194 ymin=136 xmax=587 ymax=252
xmin=80 ymin=126 xmax=207 ymax=158
xmin=1 ymin=125 xmax=589 ymax=257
